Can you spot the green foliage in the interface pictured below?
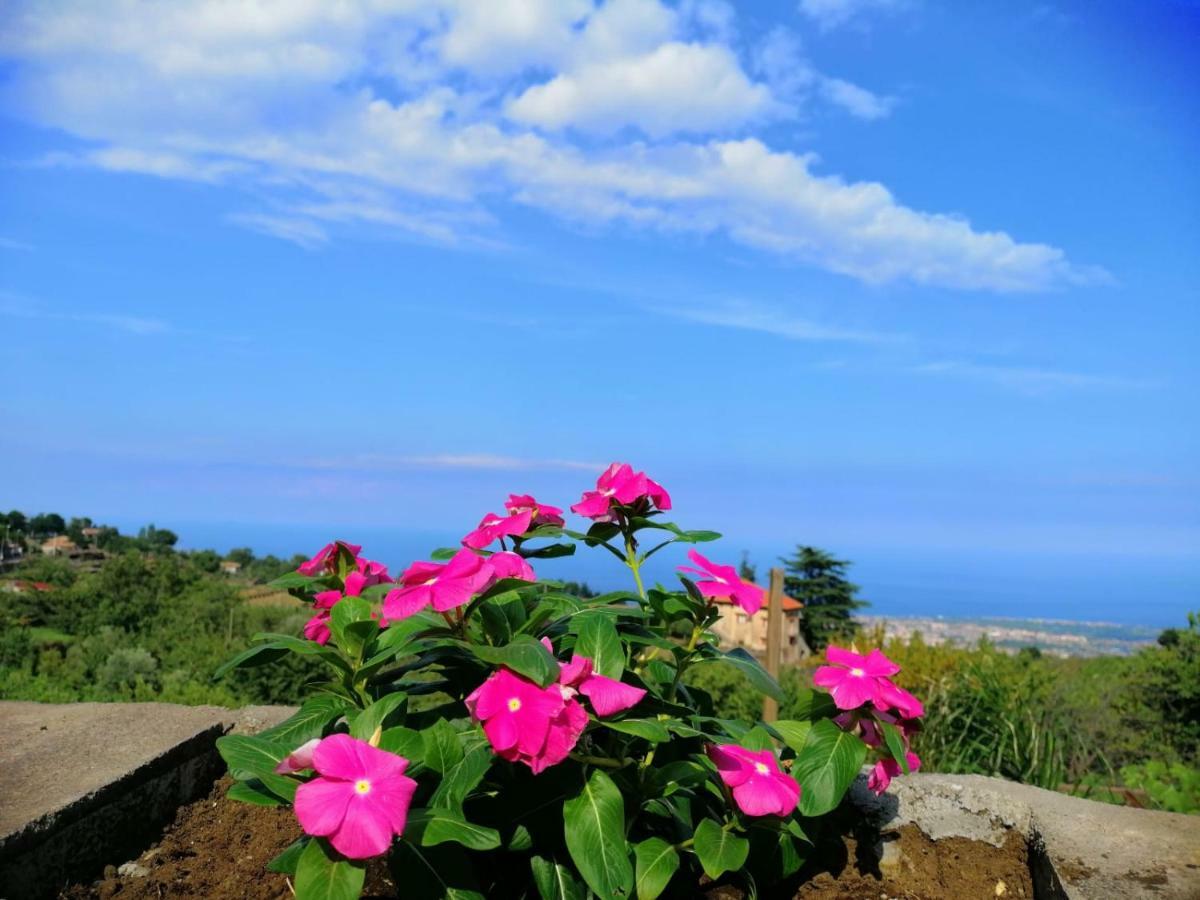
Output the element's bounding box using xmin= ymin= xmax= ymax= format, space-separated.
xmin=779 ymin=546 xmax=866 ymax=651
xmin=1120 ymin=761 xmax=1200 ymax=814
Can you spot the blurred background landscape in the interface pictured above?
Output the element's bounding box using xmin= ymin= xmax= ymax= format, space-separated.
xmin=1 ymin=0 xmax=1197 ymax=815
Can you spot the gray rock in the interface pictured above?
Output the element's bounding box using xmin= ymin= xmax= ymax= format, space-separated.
xmin=0 ymin=701 xmax=294 ymax=899
xmin=853 ymin=772 xmax=1200 ymax=899
xmin=117 ymin=861 xmax=150 ymax=878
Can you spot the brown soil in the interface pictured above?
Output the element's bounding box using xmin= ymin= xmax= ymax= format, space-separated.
xmin=60 ymin=778 xmax=394 ymax=900
xmin=63 ymin=781 xmax=1034 ymax=900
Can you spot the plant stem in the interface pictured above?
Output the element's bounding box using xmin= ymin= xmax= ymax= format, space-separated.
xmin=569 ymin=752 xmax=632 ymax=770
xmin=625 ymin=537 xmax=646 ymax=599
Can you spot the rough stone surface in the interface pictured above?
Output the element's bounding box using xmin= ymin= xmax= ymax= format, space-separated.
xmin=0 ymin=701 xmax=294 ymax=900
xmin=851 ymin=772 xmax=1200 ymax=899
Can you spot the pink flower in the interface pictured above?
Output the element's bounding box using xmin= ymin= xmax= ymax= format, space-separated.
xmin=812 ymin=646 xmax=902 ymax=711
xmin=303 ymin=590 xmax=344 ymax=645
xmin=487 ymin=551 xmax=536 ymax=583
xmin=275 ymin=738 xmax=321 ymax=774
xmin=505 ymin=494 xmax=565 ymax=528
xmin=465 ymin=668 xmax=584 ymax=773
xmin=706 ymin=744 xmax=801 ymax=817
xmin=344 ymin=557 xmax=391 ymax=597
xmin=570 ymin=463 xmax=672 ymax=521
xmin=874 ymin=679 xmax=925 ymax=719
xmin=541 ymin=638 xmax=646 ymax=717
xmin=292 ymin=734 xmax=417 ymax=859
xmin=677 ymin=549 xmax=765 ymax=615
xmin=298 ymin=541 xmax=362 ymax=577
xmin=462 ymin=509 xmax=533 ymax=550
xmin=382 ymin=549 xmax=494 ymax=620
xmin=867 ymin=752 xmax=921 ymax=795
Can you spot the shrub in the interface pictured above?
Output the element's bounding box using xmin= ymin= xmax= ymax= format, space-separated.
xmin=217 ymin=464 xmax=925 ymax=899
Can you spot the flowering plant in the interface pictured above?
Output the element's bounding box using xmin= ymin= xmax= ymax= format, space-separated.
xmin=216 ymin=464 xmax=922 ymax=899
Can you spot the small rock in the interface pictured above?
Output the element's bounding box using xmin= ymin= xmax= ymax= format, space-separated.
xmin=995 ymin=879 xmax=1007 ymax=896
xmin=118 ymin=862 xmax=151 ymax=878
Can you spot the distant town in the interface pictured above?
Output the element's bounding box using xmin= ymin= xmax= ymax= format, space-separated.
xmin=860 ymin=615 xmax=1159 ymax=658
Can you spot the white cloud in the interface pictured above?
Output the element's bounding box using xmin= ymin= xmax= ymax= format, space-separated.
xmin=658 ymin=299 xmax=905 ymax=344
xmin=798 ymin=0 xmax=906 ymax=31
xmin=911 ymin=360 xmax=1160 ymax=393
xmin=298 ymin=453 xmax=604 ymax=472
xmin=507 ymin=42 xmax=775 ymax=136
xmin=0 ymin=0 xmax=1102 ymax=291
xmin=820 ymin=76 xmax=894 ymax=120
xmin=0 ymin=292 xmax=170 ymax=335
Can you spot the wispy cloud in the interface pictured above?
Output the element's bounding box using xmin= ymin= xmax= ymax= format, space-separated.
xmin=0 ymin=0 xmax=1103 ymax=292
xmin=658 ymin=299 xmax=907 ymax=344
xmin=0 ymin=291 xmax=247 ymax=341
xmin=296 ymin=454 xmax=605 ymax=473
xmin=1 ymin=292 xmax=170 ymax=335
xmin=911 ymin=360 xmax=1162 ymax=393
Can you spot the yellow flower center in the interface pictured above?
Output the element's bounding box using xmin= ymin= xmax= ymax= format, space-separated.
xmin=754 ymin=762 xmax=770 ymax=775
xmin=354 ymin=779 xmax=372 ymax=795
xmin=850 ymin=667 xmax=865 ymax=677
xmin=508 ymin=697 xmax=522 ymax=712
xmin=423 ymin=577 xmax=438 ymax=586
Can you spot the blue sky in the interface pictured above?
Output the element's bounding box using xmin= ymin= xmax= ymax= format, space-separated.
xmin=1 ymin=1 xmax=1197 ymax=622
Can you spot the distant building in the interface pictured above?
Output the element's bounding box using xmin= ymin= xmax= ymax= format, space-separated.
xmin=710 ymin=590 xmax=809 ymax=665
xmin=220 ymin=560 xmax=242 ymax=575
xmin=40 ymin=535 xmax=78 ymax=556
xmin=81 ymin=527 xmax=102 ymax=539
xmin=3 ymin=579 xmax=54 ymax=594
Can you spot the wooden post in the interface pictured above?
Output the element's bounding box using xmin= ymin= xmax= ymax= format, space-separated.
xmin=762 ymin=567 xmax=785 ymax=722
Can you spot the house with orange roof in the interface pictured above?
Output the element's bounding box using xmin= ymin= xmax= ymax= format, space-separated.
xmin=710 ymin=589 xmax=811 ymax=665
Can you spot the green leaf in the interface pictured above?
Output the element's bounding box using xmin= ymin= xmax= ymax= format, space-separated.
xmin=794 ymin=719 xmax=868 ymax=817
xmin=563 ymin=769 xmax=634 ymax=898
xmin=768 ymin=720 xmax=812 ymax=755
xmin=692 ymin=819 xmax=749 ymax=880
xmin=294 ymin=837 xmax=365 ymax=900
xmin=390 ymin=841 xmax=483 ymax=899
xmin=531 ymin=856 xmax=587 ymax=900
xmin=429 ymin=547 xmax=459 ymax=561
xmin=738 ymin=725 xmax=775 ymax=751
xmin=262 ymin=695 xmax=352 ymax=746
xmin=329 ymin=596 xmax=372 ymax=654
xmin=786 ymin=687 xmax=838 ymax=721
xmin=227 ymin=779 xmax=285 ymax=806
xmin=603 ymin=719 xmax=671 ymax=743
xmin=409 ymin=808 xmax=502 ymax=851
xmin=879 ymin=721 xmax=910 ymax=774
xmin=269 ymin=571 xmax=326 ymax=591
xmin=377 ymin=725 xmax=424 ymax=761
xmin=431 ymin=745 xmax=492 ymax=808
xmin=267 ymin=837 xmax=310 ymax=874
xmin=693 ymin=647 xmax=783 ymax=702
xmin=521 ymin=541 xmax=577 ymax=559
xmin=508 ymin=824 xmax=533 ymax=852
xmin=421 ymin=718 xmax=465 ymax=774
xmin=214 ymin=642 xmax=289 ymax=678
xmin=463 ymin=634 xmax=558 ymax=687
xmin=216 ymin=734 xmax=297 ymax=802
xmin=349 ymin=692 xmax=407 ymax=741
xmin=575 ymin=615 xmax=624 ymax=679
xmin=634 ymin=838 xmax=680 ymax=900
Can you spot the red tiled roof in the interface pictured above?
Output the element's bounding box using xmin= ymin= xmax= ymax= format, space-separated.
xmin=711 ymin=592 xmax=803 ymax=612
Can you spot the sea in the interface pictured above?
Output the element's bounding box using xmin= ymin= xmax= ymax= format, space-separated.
xmin=167 ymin=521 xmax=1198 ymax=638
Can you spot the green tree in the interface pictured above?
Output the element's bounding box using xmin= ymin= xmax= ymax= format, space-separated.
xmin=29 ymin=512 xmax=66 ymax=536
xmin=738 ymin=551 xmax=757 ymax=584
xmin=780 ymin=545 xmax=867 ymax=651
xmin=5 ymin=510 xmax=27 ymax=533
xmin=226 ymin=546 xmax=256 ymax=567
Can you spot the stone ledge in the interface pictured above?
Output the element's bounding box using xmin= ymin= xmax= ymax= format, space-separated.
xmin=0 ymin=701 xmax=295 ymax=899
xmin=851 ymin=772 xmax=1200 ymax=899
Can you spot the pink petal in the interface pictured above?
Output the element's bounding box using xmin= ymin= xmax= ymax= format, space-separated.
xmin=734 ymin=773 xmax=800 ymax=817
xmin=382 ymin=586 xmax=430 ymax=621
xmin=706 ymin=744 xmax=753 ymax=788
xmin=558 ymin=654 xmax=593 ymax=687
xmin=826 ymin=675 xmax=880 ymax=711
xmin=294 ymin=777 xmax=352 ymax=836
xmin=825 ymin=646 xmax=868 ymax=669
xmin=812 ymin=666 xmax=845 ymax=689
xmin=579 ymin=674 xmax=645 ymax=717
xmin=275 ymin=738 xmax=321 ymax=774
xmin=372 ymin=773 xmax=418 ymax=835
xmin=327 ymin=797 xmax=394 ymax=859
xmin=530 ymin=699 xmax=587 ymax=774
xmin=733 ymin=583 xmax=765 ymax=616
xmin=861 ymin=649 xmax=901 ymax=678
xmin=343 ymin=571 xmax=368 ymax=596
xmin=483 ymin=713 xmax=520 ymax=752
xmin=312 ymin=734 xmax=369 ymax=780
